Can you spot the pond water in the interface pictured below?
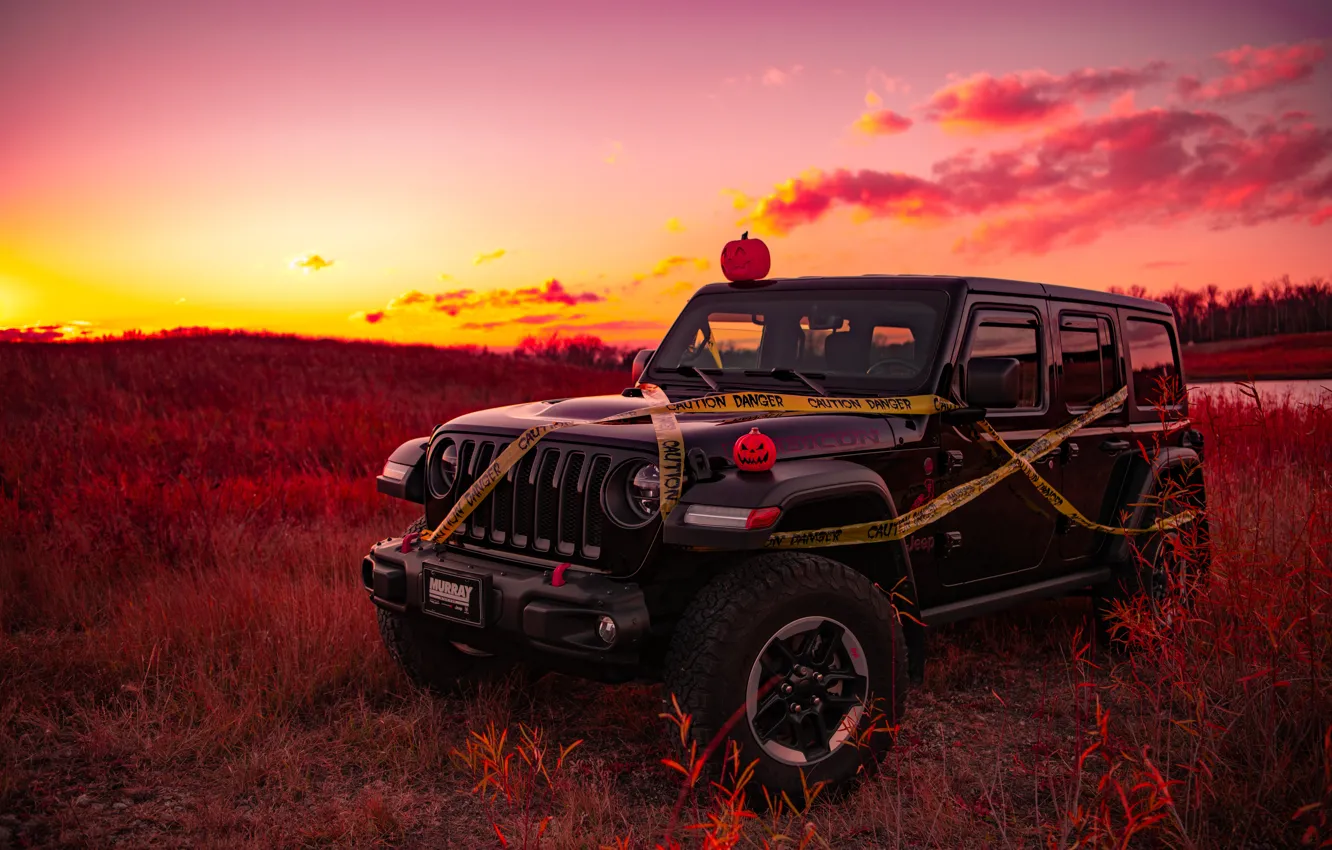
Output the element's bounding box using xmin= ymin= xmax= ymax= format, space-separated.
xmin=1189 ymin=378 xmax=1331 ymax=405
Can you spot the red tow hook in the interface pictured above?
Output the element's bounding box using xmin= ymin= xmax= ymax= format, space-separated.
xmin=551 ymin=562 xmax=570 ymax=587
xmin=400 ymin=532 xmax=421 ymax=553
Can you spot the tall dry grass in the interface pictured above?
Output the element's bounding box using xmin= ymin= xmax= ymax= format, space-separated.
xmin=1 ymin=336 xmax=1327 ymax=847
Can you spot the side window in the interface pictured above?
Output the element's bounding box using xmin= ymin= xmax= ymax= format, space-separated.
xmin=1126 ymin=319 xmax=1182 ymax=408
xmin=966 ymin=311 xmax=1042 ymax=409
xmin=1060 ymin=314 xmax=1117 ymax=406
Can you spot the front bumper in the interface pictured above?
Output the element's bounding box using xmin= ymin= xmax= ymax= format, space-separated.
xmin=361 ymin=538 xmax=651 ymax=674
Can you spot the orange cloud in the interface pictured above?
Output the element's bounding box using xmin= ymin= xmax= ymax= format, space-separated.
xmin=1178 ymin=41 xmax=1327 ymax=102
xmin=291 ymin=254 xmax=334 ymax=272
xmin=473 ymin=249 xmax=506 ymax=265
xmin=852 ymin=109 xmax=913 ymax=136
xmin=923 ymin=63 xmax=1168 ymax=133
xmin=632 ymin=255 xmax=710 ymax=283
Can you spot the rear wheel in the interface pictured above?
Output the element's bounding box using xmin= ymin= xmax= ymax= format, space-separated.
xmin=1095 ymin=474 xmax=1208 ymax=649
xmin=663 ymin=552 xmax=907 ymax=801
xmin=375 ymin=517 xmax=520 ymax=693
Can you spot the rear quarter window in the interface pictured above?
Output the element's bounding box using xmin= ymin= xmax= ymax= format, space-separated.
xmin=1126 ymin=319 xmax=1182 ymax=408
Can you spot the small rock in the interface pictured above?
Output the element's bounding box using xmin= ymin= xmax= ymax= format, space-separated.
xmin=75 ymin=794 xmax=92 ymax=807
xmin=0 ymin=815 xmax=16 ymax=826
xmin=112 ymin=802 xmax=128 ymax=811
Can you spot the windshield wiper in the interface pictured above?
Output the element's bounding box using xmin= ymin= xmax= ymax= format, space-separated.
xmin=746 ymin=368 xmax=828 ymax=396
xmin=671 ymin=365 xmax=721 ymax=393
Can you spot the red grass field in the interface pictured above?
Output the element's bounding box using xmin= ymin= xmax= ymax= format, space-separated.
xmin=1181 ymin=330 xmax=1332 ymax=382
xmin=2 ymin=333 xmax=1329 ymax=847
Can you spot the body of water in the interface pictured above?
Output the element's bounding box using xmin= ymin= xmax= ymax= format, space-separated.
xmin=1189 ymin=378 xmax=1331 ymax=404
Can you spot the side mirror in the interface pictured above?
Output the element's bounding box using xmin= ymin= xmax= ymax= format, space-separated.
xmin=966 ymin=357 xmax=1022 ymax=409
xmin=631 ymin=349 xmax=655 ymax=384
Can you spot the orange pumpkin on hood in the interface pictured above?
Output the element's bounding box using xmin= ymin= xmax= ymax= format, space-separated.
xmin=733 ymin=427 xmax=776 ymax=472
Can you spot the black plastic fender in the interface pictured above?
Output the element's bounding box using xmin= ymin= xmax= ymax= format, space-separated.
xmin=1100 ymin=446 xmax=1204 ymax=568
xmin=376 ymin=436 xmax=429 ymax=502
xmin=665 ymin=457 xmax=926 ymax=678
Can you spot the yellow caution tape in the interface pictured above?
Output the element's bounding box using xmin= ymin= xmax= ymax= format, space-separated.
xmin=420 ymin=383 xmax=1192 ymax=547
xmin=640 ymin=384 xmax=685 ymax=520
xmin=421 ymin=388 xmax=958 ymax=543
xmin=973 ymin=417 xmax=1196 ymax=536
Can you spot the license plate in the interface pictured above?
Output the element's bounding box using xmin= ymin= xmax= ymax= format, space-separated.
xmin=421 ymin=567 xmax=487 ymax=626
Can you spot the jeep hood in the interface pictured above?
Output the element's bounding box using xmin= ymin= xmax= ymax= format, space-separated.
xmin=440 ymin=393 xmax=929 ymax=461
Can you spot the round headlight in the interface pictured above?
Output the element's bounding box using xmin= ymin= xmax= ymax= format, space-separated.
xmin=628 ymin=463 xmax=661 ymax=518
xmin=603 ymin=460 xmax=662 ymax=528
xmin=427 ymin=438 xmax=458 ymax=498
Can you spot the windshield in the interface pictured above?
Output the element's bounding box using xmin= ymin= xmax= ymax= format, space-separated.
xmin=649 ymin=289 xmax=949 ymax=393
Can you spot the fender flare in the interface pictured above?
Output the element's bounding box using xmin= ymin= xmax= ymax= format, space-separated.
xmin=1101 ymin=446 xmax=1203 ymax=567
xmin=662 ymin=458 xmax=921 ymax=622
xmin=376 ymin=437 xmax=429 ymax=503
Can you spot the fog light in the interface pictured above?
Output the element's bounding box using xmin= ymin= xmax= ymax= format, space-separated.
xmin=597 ymin=616 xmax=618 ymax=645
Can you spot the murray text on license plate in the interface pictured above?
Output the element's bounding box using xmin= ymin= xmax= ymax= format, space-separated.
xmin=423 ymin=568 xmax=484 ymax=625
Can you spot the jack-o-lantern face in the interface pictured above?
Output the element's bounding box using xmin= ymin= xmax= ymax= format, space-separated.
xmin=733 ymin=427 xmax=776 ymax=472
xmin=720 ymin=231 xmax=771 ymax=282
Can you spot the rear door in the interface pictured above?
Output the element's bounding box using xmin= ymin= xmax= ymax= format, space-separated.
xmin=1053 ymin=309 xmax=1129 ymax=562
xmin=935 ymin=297 xmax=1059 ymax=591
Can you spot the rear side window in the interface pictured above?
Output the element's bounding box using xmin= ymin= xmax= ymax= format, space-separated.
xmin=1060 ymin=315 xmax=1116 ymax=406
xmin=967 ymin=314 xmax=1042 ymax=408
xmin=1126 ymin=319 xmax=1182 ymax=408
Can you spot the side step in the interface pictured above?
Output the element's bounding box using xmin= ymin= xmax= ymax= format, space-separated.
xmin=920 ymin=567 xmax=1111 ymax=626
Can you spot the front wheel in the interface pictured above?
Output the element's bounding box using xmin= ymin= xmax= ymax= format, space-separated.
xmin=663 ymin=552 xmax=908 ymax=801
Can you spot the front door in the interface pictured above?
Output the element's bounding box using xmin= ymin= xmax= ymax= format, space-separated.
xmin=936 ymin=301 xmax=1059 ymax=590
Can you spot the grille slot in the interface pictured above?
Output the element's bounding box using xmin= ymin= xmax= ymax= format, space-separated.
xmin=469 ymin=442 xmax=495 ymax=539
xmin=582 ymin=455 xmax=611 ymax=558
xmin=432 ymin=436 xmax=618 ymax=564
xmin=490 ymin=442 xmax=512 ymax=544
xmin=534 ymin=450 xmax=560 ymax=552
xmin=557 ymin=452 xmax=586 ymax=556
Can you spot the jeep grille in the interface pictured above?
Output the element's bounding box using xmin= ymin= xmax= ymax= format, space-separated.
xmin=429 ymin=437 xmax=613 ymax=562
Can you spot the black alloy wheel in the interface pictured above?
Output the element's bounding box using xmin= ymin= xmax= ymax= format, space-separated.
xmin=746 ymin=616 xmax=870 ymax=765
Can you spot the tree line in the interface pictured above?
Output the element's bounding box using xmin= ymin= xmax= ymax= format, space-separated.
xmin=1110 ymin=275 xmax=1332 ymax=345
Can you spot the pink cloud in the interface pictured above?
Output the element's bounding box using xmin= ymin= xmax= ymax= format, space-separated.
xmin=539 ymin=320 xmax=666 ymax=334
xmin=0 ymin=325 xmax=66 ymax=342
xmin=361 ymin=279 xmax=605 ymax=323
xmin=744 ymin=169 xmax=952 ymax=235
xmin=458 ymin=313 xmax=584 ymax=331
xmin=742 ymin=108 xmax=1332 ymax=255
xmin=1178 ymin=41 xmax=1327 ymax=102
xmin=924 ymin=63 xmax=1168 ymax=133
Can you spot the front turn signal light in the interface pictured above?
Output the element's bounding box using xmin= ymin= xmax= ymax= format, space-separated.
xmin=681 ymin=505 xmax=781 ymax=530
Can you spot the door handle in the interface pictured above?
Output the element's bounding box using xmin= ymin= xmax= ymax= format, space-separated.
xmin=1099 ymin=439 xmax=1131 ymax=454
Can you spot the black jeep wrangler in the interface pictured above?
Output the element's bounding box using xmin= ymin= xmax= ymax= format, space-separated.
xmin=362 ymin=275 xmax=1206 ymax=795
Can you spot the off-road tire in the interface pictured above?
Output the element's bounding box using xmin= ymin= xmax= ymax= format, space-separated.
xmin=375 ymin=517 xmax=519 ymax=693
xmin=662 ymin=551 xmax=908 ymax=801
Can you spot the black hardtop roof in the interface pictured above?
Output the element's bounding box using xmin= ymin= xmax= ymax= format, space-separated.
xmin=692 ymin=274 xmax=1171 ymax=315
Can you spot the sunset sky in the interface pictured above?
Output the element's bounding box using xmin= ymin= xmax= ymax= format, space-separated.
xmin=2 ymin=0 xmax=1329 ymax=348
